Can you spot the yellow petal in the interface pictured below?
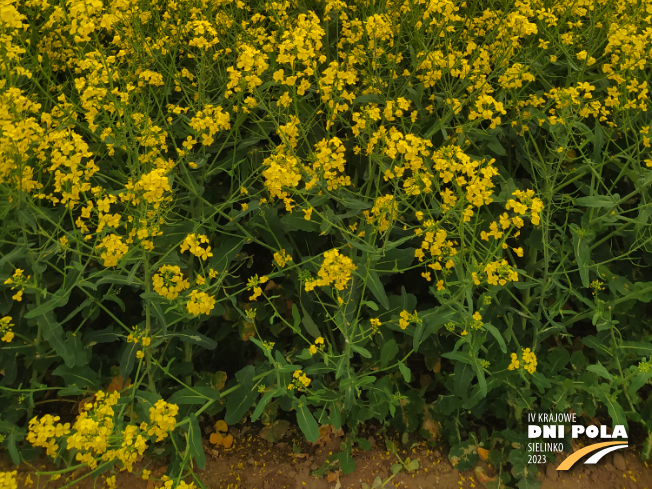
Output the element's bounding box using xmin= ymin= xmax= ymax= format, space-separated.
xmin=221 ymin=434 xmax=234 ymax=449
xmin=477 ymin=447 xmax=490 ymax=461
xmin=215 ymin=419 xmax=228 ymax=433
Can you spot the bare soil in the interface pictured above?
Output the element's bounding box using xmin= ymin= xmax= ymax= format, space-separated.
xmin=3 ymin=426 xmax=651 ymax=489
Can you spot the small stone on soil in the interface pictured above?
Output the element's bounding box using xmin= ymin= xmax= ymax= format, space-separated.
xmin=546 ymin=464 xmax=558 ymax=479
xmin=613 ymin=452 xmax=626 ymax=471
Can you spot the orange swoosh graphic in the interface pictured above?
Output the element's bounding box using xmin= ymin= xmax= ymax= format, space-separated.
xmin=557 ymin=441 xmax=627 ymax=470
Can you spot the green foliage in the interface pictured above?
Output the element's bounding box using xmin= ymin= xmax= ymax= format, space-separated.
xmin=1 ymin=0 xmax=652 ymax=486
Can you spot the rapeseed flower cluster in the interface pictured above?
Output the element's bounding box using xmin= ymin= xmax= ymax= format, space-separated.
xmin=508 ymin=348 xmax=538 ymax=374
xmin=398 ymin=310 xmax=420 ymax=330
xmin=590 ymin=279 xmax=606 ymax=296
xmin=308 ymin=336 xmax=325 ymax=355
xmin=26 ymin=414 xmax=71 ymax=458
xmin=304 ymin=249 xmax=356 ymax=292
xmin=305 ymin=137 xmax=351 ymax=191
xmin=498 ymin=63 xmax=536 ymax=90
xmin=273 ymin=249 xmax=293 ymax=268
xmin=147 ymin=399 xmax=179 ymax=442
xmin=506 ymin=190 xmax=545 ymax=226
xmin=522 ymin=349 xmax=538 ymax=374
xmin=160 ymin=476 xmax=197 ymax=489
xmin=247 ymin=274 xmax=269 ymax=301
xmin=126 ymin=326 xmax=151 ymax=347
xmin=288 ymin=369 xmax=311 ymax=390
xmin=484 ymin=260 xmax=519 ymax=286
xmin=186 ymin=290 xmax=216 ymax=316
xmin=0 ymin=471 xmax=17 ymax=489
xmin=128 ymin=169 xmax=172 ymax=209
xmin=3 ymin=269 xmax=29 ymax=301
xmin=34 ymin=129 xmax=98 ymax=209
xmin=180 ymin=234 xmax=213 ymax=261
xmin=0 ymin=316 xmax=14 ymax=342
xmin=189 ymin=105 xmax=231 ymax=146
xmin=96 ymin=235 xmax=129 ymax=267
xmin=27 ymin=391 xmax=178 ymax=473
xmin=262 ymin=151 xmax=303 ymax=202
xmin=153 ymin=265 xmax=190 ymax=300
xmin=414 ymin=222 xmax=454 ymax=263
xmin=508 ymin=354 xmax=520 ymax=371
xmin=365 ymin=194 xmax=398 ymax=233
xmin=376 ymin=131 xmax=433 ymax=188
xmin=470 ymin=312 xmax=483 ymax=330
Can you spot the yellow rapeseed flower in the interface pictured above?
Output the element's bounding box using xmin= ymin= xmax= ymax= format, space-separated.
xmin=305 ymin=249 xmax=356 ymax=292
xmin=186 ymin=290 xmax=216 ymax=316
xmin=273 ymin=249 xmax=293 ymax=268
xmin=97 ymin=234 xmax=129 ymax=267
xmin=180 ymin=234 xmax=213 ymax=261
xmin=152 ymin=265 xmax=189 ymax=300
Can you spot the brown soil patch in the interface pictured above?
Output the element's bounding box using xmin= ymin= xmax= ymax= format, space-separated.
xmin=3 ymin=428 xmax=651 ymax=489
